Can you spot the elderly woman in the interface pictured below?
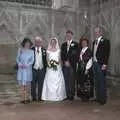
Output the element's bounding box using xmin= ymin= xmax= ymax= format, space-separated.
xmin=16 ymin=38 xmax=34 ymax=104
xmin=77 ymin=38 xmax=94 ymax=101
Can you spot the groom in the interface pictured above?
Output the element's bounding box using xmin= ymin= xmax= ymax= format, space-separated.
xmin=61 ymin=30 xmax=78 ymax=100
xmin=31 ymin=36 xmax=47 ymax=101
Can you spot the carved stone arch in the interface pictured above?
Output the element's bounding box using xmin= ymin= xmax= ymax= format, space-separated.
xmin=63 ymin=14 xmax=73 ymax=29
xmin=24 ymin=16 xmax=48 ymax=46
xmin=24 ymin=15 xmax=48 ymax=33
xmin=0 ymin=10 xmax=16 ymax=44
xmin=56 ymin=13 xmax=75 ymax=43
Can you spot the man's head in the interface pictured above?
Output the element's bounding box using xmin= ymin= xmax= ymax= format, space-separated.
xmin=66 ymin=30 xmax=73 ymax=41
xmin=35 ymin=36 xmax=42 ymax=47
xmin=95 ymin=27 xmax=102 ymax=39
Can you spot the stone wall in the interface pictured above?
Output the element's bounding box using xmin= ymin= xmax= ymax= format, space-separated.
xmin=90 ymin=0 xmax=120 ymax=98
xmin=0 ymin=2 xmax=89 ymax=74
xmin=90 ymin=0 xmax=120 ymax=76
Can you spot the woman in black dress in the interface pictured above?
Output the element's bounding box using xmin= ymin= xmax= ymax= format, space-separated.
xmin=77 ymin=38 xmax=94 ymax=101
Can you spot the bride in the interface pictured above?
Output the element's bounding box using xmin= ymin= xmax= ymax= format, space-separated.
xmin=41 ymin=37 xmax=66 ymax=101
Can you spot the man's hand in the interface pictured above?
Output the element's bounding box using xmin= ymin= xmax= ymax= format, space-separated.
xmin=101 ymin=64 xmax=107 ymax=71
xmin=65 ymin=61 xmax=71 ymax=67
xmin=85 ymin=70 xmax=88 ymax=75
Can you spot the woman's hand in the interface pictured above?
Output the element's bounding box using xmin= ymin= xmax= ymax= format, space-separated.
xmin=22 ymin=64 xmax=28 ymax=68
xmin=18 ymin=64 xmax=23 ymax=68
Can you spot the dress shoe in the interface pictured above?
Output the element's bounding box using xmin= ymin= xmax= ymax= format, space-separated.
xmin=99 ymin=101 xmax=106 ymax=105
xmin=32 ymin=98 xmax=37 ymax=102
xmin=38 ymin=99 xmax=43 ymax=102
xmin=69 ymin=96 xmax=74 ymax=101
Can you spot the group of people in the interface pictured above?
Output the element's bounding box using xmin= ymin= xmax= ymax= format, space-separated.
xmin=16 ymin=27 xmax=110 ymax=105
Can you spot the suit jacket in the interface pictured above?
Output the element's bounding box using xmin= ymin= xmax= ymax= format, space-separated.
xmin=92 ymin=37 xmax=110 ymax=65
xmin=61 ymin=41 xmax=78 ymax=71
xmin=32 ymin=47 xmax=47 ymax=69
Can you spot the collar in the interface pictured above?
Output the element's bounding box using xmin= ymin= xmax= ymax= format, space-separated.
xmin=97 ymin=36 xmax=102 ymax=42
xmin=67 ymin=39 xmax=72 ymax=44
xmin=35 ymin=46 xmax=41 ymax=50
xmin=81 ymin=47 xmax=88 ymax=53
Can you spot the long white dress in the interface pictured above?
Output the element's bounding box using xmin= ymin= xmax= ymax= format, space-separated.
xmin=41 ymin=49 xmax=66 ymax=101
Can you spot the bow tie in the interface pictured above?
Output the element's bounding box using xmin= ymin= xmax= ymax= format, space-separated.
xmin=37 ymin=47 xmax=39 ymax=53
xmin=95 ymin=40 xmax=98 ymax=45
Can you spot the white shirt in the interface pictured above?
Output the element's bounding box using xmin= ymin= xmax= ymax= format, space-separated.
xmin=33 ymin=47 xmax=43 ymax=70
xmin=93 ymin=36 xmax=102 ymax=62
xmin=80 ymin=47 xmax=92 ymax=70
xmin=67 ymin=39 xmax=72 ymax=52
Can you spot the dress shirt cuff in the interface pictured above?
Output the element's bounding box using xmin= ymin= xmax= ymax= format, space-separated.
xmin=103 ymin=64 xmax=107 ymax=67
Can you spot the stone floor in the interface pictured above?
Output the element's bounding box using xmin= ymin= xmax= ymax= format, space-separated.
xmin=0 ymin=100 xmax=120 ymax=120
xmin=0 ymin=75 xmax=120 ymax=120
xmin=0 ymin=75 xmax=21 ymax=104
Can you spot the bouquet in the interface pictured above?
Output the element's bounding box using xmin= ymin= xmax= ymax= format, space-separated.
xmin=48 ymin=59 xmax=59 ymax=70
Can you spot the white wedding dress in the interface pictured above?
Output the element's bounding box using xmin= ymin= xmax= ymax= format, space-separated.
xmin=41 ymin=49 xmax=66 ymax=101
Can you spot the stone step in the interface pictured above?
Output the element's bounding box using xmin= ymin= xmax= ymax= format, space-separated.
xmin=0 ymin=75 xmax=21 ymax=103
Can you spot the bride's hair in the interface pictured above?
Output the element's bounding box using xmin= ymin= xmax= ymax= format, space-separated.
xmin=47 ymin=37 xmax=60 ymax=51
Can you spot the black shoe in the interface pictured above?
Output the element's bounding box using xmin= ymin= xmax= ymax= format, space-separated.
xmin=38 ymin=99 xmax=43 ymax=102
xmin=20 ymin=100 xmax=25 ymax=104
xmin=99 ymin=101 xmax=106 ymax=105
xmin=81 ymin=98 xmax=89 ymax=102
xmin=32 ymin=98 xmax=37 ymax=102
xmin=20 ymin=100 xmax=30 ymax=104
xmin=25 ymin=99 xmax=31 ymax=103
xmin=64 ymin=97 xmax=69 ymax=101
xmin=91 ymin=99 xmax=98 ymax=103
xmin=69 ymin=96 xmax=74 ymax=101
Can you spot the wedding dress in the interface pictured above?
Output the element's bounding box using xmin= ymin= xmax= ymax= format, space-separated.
xmin=41 ymin=49 xmax=66 ymax=101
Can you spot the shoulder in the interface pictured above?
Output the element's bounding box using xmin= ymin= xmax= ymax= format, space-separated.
xmin=72 ymin=41 xmax=78 ymax=45
xmin=101 ymin=37 xmax=110 ymax=44
xmin=86 ymin=48 xmax=92 ymax=53
xmin=42 ymin=47 xmax=46 ymax=53
xmin=72 ymin=41 xmax=78 ymax=44
xmin=71 ymin=41 xmax=78 ymax=48
xmin=62 ymin=42 xmax=67 ymax=46
xmin=42 ymin=47 xmax=46 ymax=50
xmin=57 ymin=49 xmax=61 ymax=52
xmin=29 ymin=49 xmax=34 ymax=54
xmin=46 ymin=50 xmax=50 ymax=53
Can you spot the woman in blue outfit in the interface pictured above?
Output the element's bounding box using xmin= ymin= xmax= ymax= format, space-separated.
xmin=16 ymin=38 xmax=34 ymax=103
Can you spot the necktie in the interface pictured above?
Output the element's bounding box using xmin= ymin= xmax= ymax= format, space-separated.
xmin=67 ymin=41 xmax=70 ymax=52
xmin=37 ymin=47 xmax=39 ymax=53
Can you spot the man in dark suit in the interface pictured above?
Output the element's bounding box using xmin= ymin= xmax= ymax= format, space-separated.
xmin=61 ymin=30 xmax=78 ymax=100
xmin=31 ymin=36 xmax=47 ymax=101
xmin=92 ymin=27 xmax=110 ymax=105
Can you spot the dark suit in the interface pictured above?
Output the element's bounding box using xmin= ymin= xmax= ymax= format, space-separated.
xmin=61 ymin=41 xmax=78 ymax=99
xmin=92 ymin=37 xmax=110 ymax=104
xmin=31 ymin=47 xmax=47 ymax=100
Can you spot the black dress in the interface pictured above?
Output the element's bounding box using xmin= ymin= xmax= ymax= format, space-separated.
xmin=77 ymin=47 xmax=94 ymax=101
